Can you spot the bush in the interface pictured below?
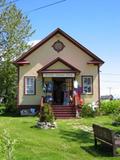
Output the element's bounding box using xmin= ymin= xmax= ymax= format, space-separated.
xmin=0 ymin=103 xmax=19 ymax=116
xmin=81 ymin=104 xmax=97 ymax=117
xmin=0 ymin=129 xmax=16 ymax=160
xmin=100 ymin=100 xmax=120 ymax=115
xmin=0 ymin=104 xmax=6 ymax=115
xmin=112 ymin=106 xmax=120 ymax=123
xmin=39 ymin=103 xmax=55 ymax=123
xmin=5 ymin=99 xmax=17 ymax=113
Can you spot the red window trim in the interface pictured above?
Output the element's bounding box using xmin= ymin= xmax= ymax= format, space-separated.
xmin=24 ymin=76 xmax=36 ymax=95
xmin=81 ymin=75 xmax=93 ymax=95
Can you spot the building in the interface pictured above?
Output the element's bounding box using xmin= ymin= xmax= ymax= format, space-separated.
xmin=14 ymin=28 xmax=104 ymax=117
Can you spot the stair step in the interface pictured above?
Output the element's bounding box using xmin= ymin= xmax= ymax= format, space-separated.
xmin=54 ymin=114 xmax=76 ymax=117
xmin=52 ymin=105 xmax=77 ymax=118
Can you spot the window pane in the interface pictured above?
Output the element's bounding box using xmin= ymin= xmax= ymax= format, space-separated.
xmin=25 ymin=77 xmax=35 ymax=95
xmin=82 ymin=76 xmax=93 ymax=94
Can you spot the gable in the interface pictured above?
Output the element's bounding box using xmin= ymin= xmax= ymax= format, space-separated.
xmin=37 ymin=57 xmax=80 ymax=74
xmin=47 ymin=61 xmax=70 ymax=70
xmin=14 ymin=28 xmax=104 ymax=65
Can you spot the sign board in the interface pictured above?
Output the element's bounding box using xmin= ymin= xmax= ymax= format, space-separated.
xmin=43 ymin=73 xmax=75 ymax=78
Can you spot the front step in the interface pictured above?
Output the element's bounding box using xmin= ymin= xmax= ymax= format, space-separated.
xmin=52 ymin=105 xmax=76 ymax=118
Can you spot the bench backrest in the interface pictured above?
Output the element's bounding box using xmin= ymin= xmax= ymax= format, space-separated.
xmin=93 ymin=124 xmax=114 ymax=144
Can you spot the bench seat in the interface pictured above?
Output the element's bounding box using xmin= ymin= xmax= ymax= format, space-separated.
xmin=93 ymin=124 xmax=120 ymax=156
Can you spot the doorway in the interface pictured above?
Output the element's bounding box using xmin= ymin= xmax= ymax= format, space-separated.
xmin=52 ymin=78 xmax=73 ymax=105
xmin=53 ymin=78 xmax=65 ymax=105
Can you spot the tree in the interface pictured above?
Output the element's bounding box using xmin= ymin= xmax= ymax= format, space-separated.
xmin=0 ymin=0 xmax=34 ymax=111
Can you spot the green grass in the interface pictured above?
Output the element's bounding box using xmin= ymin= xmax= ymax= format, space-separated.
xmin=0 ymin=115 xmax=120 ymax=160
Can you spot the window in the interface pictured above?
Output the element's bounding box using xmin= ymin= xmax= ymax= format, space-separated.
xmin=65 ymin=78 xmax=73 ymax=91
xmin=82 ymin=76 xmax=93 ymax=94
xmin=24 ymin=76 xmax=36 ymax=95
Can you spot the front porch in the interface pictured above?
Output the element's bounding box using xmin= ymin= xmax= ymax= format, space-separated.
xmin=38 ymin=57 xmax=81 ymax=118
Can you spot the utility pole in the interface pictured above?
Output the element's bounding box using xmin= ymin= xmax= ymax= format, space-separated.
xmin=108 ymin=87 xmax=112 ymax=95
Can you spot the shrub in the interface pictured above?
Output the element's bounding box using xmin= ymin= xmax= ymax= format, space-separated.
xmin=0 ymin=99 xmax=19 ymax=116
xmin=81 ymin=104 xmax=96 ymax=117
xmin=0 ymin=129 xmax=16 ymax=160
xmin=112 ymin=106 xmax=120 ymax=123
xmin=100 ymin=100 xmax=120 ymax=115
xmin=39 ymin=103 xmax=55 ymax=123
xmin=0 ymin=104 xmax=6 ymax=115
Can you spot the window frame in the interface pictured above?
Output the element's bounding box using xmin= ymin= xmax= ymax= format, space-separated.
xmin=81 ymin=75 xmax=93 ymax=95
xmin=24 ymin=76 xmax=36 ymax=95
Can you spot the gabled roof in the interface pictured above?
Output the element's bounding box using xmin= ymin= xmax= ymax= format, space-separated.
xmin=37 ymin=57 xmax=80 ymax=73
xmin=14 ymin=28 xmax=104 ymax=64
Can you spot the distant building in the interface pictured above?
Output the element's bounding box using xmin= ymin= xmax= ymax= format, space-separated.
xmin=101 ymin=95 xmax=113 ymax=100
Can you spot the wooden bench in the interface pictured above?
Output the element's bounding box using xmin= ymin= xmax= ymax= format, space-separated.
xmin=93 ymin=124 xmax=120 ymax=156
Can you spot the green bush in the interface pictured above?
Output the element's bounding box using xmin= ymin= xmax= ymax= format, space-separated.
xmin=39 ymin=103 xmax=54 ymax=123
xmin=81 ymin=104 xmax=96 ymax=117
xmin=0 ymin=104 xmax=6 ymax=115
xmin=112 ymin=106 xmax=120 ymax=122
xmin=0 ymin=103 xmax=19 ymax=116
xmin=100 ymin=100 xmax=120 ymax=115
xmin=0 ymin=129 xmax=16 ymax=160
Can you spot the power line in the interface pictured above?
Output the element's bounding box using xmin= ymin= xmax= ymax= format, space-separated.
xmin=26 ymin=0 xmax=67 ymax=14
xmin=101 ymin=80 xmax=120 ymax=83
xmin=0 ymin=0 xmax=20 ymax=7
xmin=101 ymin=72 xmax=120 ymax=76
xmin=9 ymin=0 xmax=20 ymax=3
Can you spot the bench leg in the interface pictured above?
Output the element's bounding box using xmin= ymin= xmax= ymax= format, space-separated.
xmin=113 ymin=146 xmax=117 ymax=157
xmin=94 ymin=137 xmax=97 ymax=147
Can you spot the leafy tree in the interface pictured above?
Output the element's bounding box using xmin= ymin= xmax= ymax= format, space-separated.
xmin=0 ymin=0 xmax=34 ymax=111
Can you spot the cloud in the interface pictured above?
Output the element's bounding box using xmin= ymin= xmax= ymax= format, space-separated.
xmin=28 ymin=40 xmax=40 ymax=47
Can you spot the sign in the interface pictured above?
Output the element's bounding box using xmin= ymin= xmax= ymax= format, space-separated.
xmin=43 ymin=73 xmax=75 ymax=77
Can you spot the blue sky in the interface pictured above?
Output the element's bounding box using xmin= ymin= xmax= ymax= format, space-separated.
xmin=15 ymin=0 xmax=120 ymax=97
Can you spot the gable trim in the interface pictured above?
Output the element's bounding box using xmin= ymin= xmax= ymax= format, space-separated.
xmin=14 ymin=28 xmax=104 ymax=64
xmin=37 ymin=57 xmax=80 ymax=74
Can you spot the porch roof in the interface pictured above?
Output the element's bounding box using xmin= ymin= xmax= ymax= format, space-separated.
xmin=37 ymin=57 xmax=80 ymax=74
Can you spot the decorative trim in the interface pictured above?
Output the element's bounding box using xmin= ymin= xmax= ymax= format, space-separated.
xmin=43 ymin=73 xmax=75 ymax=78
xmin=98 ymin=66 xmax=100 ymax=107
xmin=87 ymin=60 xmax=101 ymax=65
xmin=52 ymin=40 xmax=65 ymax=52
xmin=14 ymin=60 xmax=30 ymax=65
xmin=41 ymin=69 xmax=77 ymax=73
xmin=37 ymin=57 xmax=80 ymax=74
xmin=17 ymin=66 xmax=19 ymax=107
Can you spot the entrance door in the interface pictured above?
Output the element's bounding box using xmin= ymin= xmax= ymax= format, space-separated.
xmin=52 ymin=78 xmax=73 ymax=105
xmin=53 ymin=78 xmax=64 ymax=105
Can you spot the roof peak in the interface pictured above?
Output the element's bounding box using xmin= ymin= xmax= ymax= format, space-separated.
xmin=14 ymin=28 xmax=104 ymax=65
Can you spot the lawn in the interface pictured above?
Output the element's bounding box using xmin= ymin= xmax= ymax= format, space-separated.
xmin=0 ymin=115 xmax=120 ymax=160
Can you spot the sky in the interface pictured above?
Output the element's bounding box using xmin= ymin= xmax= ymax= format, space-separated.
xmin=14 ymin=0 xmax=120 ymax=97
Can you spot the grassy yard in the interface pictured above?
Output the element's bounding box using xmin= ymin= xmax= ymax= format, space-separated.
xmin=0 ymin=115 xmax=120 ymax=160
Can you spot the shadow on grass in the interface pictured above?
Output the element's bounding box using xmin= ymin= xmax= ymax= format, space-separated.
xmin=0 ymin=112 xmax=20 ymax=117
xmin=81 ymin=144 xmax=112 ymax=157
xmin=59 ymin=129 xmax=113 ymax=157
xmin=0 ymin=112 xmax=38 ymax=118
xmin=59 ymin=129 xmax=93 ymax=143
